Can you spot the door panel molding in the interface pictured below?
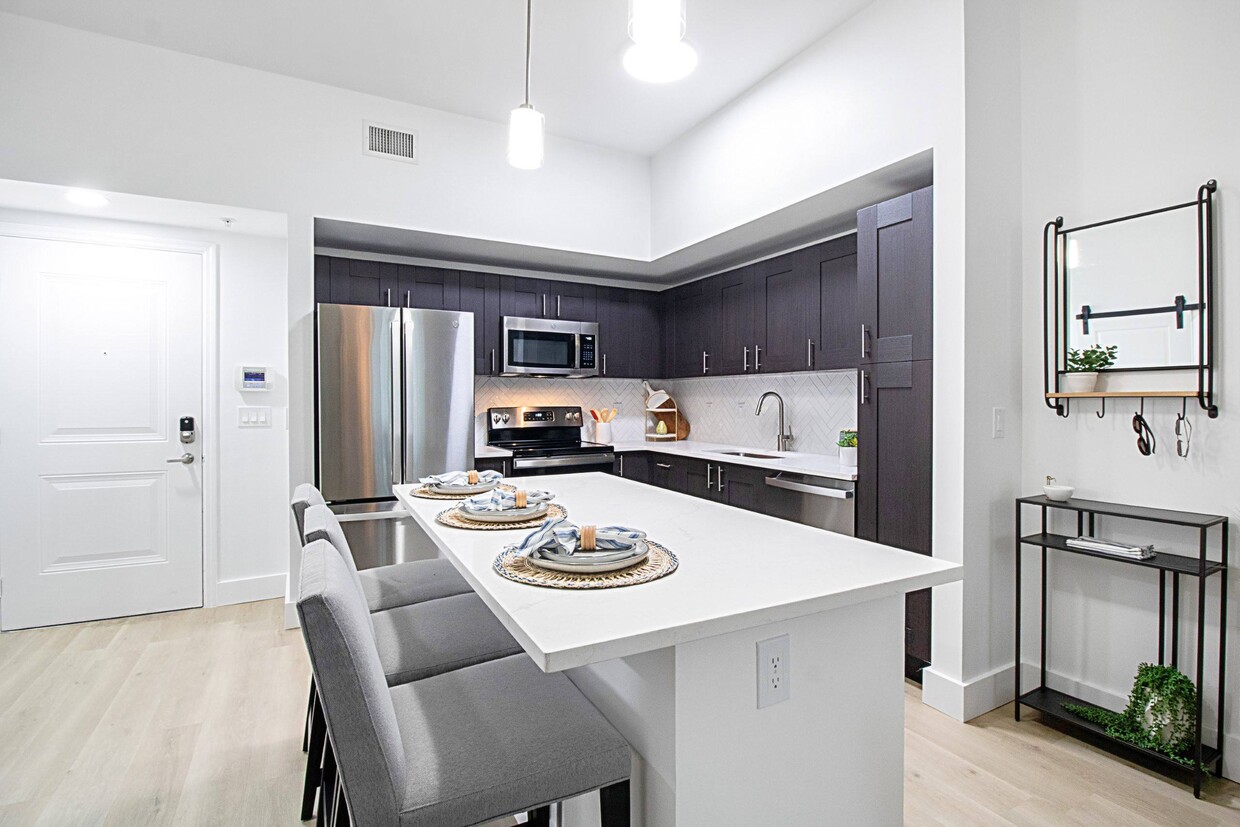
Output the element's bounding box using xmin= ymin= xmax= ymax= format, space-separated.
xmin=0 ymin=221 xmax=221 ymax=617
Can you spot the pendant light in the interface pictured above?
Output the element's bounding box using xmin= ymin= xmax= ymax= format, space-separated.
xmin=624 ymin=0 xmax=697 ymax=83
xmin=507 ymin=0 xmax=545 ymax=170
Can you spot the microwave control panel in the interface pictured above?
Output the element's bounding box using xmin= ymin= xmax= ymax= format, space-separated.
xmin=579 ymin=334 xmax=596 ymax=369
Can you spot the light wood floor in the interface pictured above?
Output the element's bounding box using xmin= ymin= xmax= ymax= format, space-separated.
xmin=1 ymin=600 xmax=1236 ymax=825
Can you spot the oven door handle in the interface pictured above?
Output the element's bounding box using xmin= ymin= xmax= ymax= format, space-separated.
xmin=511 ymin=453 xmax=616 ymax=470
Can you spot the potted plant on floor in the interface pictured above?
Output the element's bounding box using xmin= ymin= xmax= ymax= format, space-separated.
xmin=1063 ymin=343 xmax=1118 ymax=393
xmin=837 ymin=429 xmax=858 ymax=468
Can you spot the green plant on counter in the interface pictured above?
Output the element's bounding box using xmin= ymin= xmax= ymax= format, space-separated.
xmin=836 ymin=429 xmax=857 ymax=448
xmin=1066 ymin=343 xmax=1118 ymax=372
xmin=1062 ymin=663 xmax=1204 ymax=771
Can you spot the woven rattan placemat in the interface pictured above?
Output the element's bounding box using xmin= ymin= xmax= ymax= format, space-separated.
xmin=493 ymin=540 xmax=678 ymax=589
xmin=435 ymin=502 xmax=567 ymax=531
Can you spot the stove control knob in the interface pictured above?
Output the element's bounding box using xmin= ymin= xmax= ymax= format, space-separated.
xmin=491 ymin=413 xmax=501 ymax=425
xmin=502 ymin=413 xmax=510 ymax=423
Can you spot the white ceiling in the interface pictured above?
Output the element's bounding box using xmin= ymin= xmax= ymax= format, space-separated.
xmin=0 ymin=0 xmax=874 ymax=154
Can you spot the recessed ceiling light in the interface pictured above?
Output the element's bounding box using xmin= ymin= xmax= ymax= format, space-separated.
xmin=623 ymin=41 xmax=698 ymax=83
xmin=65 ymin=188 xmax=110 ymax=207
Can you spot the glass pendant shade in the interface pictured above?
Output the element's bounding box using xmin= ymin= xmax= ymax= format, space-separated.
xmin=507 ymin=104 xmax=545 ymax=170
xmin=628 ymin=0 xmax=686 ymax=45
xmin=623 ymin=40 xmax=698 ymax=83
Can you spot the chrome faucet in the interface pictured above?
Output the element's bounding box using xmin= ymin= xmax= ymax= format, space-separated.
xmin=755 ymin=391 xmax=794 ymax=452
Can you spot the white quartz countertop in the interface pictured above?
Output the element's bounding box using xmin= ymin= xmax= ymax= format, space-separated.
xmin=394 ymin=473 xmax=959 ymax=672
xmin=475 ymin=439 xmax=858 ymax=480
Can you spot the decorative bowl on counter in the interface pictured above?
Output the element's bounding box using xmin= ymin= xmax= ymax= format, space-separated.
xmin=1043 ymin=483 xmax=1074 ymax=502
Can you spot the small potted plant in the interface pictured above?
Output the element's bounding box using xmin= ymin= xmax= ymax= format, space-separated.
xmin=1063 ymin=344 xmax=1118 ymax=394
xmin=837 ymin=429 xmax=858 ymax=468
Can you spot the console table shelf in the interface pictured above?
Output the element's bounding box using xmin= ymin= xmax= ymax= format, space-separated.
xmin=1015 ymin=495 xmax=1228 ymax=797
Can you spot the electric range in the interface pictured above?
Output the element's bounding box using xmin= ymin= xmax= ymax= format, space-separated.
xmin=486 ymin=405 xmax=615 ymax=475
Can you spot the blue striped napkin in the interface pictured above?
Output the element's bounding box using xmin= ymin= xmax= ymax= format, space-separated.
xmin=419 ymin=470 xmax=503 ymax=487
xmin=510 ymin=517 xmax=646 ymax=558
xmin=463 ymin=488 xmax=555 ymax=512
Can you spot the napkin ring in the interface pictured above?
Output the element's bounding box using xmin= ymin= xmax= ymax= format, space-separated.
xmin=581 ymin=524 xmax=597 ymax=551
xmin=514 ymin=489 xmax=528 ymax=509
xmin=467 ymin=469 xmax=480 ymax=485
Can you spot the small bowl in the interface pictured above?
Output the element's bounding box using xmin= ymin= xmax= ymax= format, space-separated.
xmin=1043 ymin=484 xmax=1074 ymax=502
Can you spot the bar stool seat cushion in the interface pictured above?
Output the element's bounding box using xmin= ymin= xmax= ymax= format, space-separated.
xmin=390 ymin=654 xmax=631 ymax=826
xmin=360 ymin=558 xmax=472 ymax=613
xmin=372 ymin=593 xmax=523 ymax=686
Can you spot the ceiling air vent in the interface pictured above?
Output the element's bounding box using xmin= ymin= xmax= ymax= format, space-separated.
xmin=364 ymin=121 xmax=418 ymax=164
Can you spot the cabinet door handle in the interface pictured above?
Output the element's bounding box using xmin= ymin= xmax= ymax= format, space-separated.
xmin=861 ymin=324 xmax=869 ymax=359
xmin=743 ymin=346 xmax=750 ymax=372
xmin=860 ymin=369 xmax=870 ymax=404
xmin=491 ymin=348 xmax=497 ymax=375
xmin=557 ymin=295 xmax=562 ymax=317
xmin=602 ymin=353 xmax=607 ymax=375
xmin=716 ymin=464 xmax=725 ymax=492
xmin=807 ymin=338 xmax=815 ymax=369
xmin=703 ymin=351 xmax=709 ymax=374
xmin=405 ymin=289 xmax=411 ymax=308
xmin=385 ymin=288 xmax=392 ymax=307
xmin=706 ymin=463 xmax=714 ymax=490
xmin=754 ymin=345 xmax=762 ymax=372
xmin=542 ymin=294 xmax=547 ymax=316
xmin=655 ymin=462 xmax=672 ymax=469
xmin=619 ymin=455 xmax=624 ymax=476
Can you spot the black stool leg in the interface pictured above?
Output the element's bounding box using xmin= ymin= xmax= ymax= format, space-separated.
xmin=526 ymin=805 xmax=551 ymax=826
xmin=303 ymin=681 xmax=316 ymax=752
xmin=318 ymin=739 xmax=337 ymax=827
xmin=600 ymin=780 xmax=631 ymax=827
xmin=301 ymin=696 xmax=327 ymax=820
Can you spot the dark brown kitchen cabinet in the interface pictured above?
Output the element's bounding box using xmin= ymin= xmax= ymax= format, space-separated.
xmin=475 ymin=457 xmax=509 ymax=476
xmin=324 ymin=256 xmax=399 ymax=306
xmin=649 ymin=455 xmax=687 ymax=492
xmin=856 ymin=358 xmax=934 ymax=680
xmin=811 ymin=236 xmax=860 ymax=370
xmin=858 ymin=186 xmax=933 ymax=365
xmin=715 ymin=266 xmax=758 ymax=375
xmin=551 ymin=282 xmax=596 ymax=322
xmin=757 ymin=253 xmax=820 ymax=374
xmin=459 ymin=270 xmax=501 ymax=375
xmin=597 ymin=287 xmax=658 ymax=378
xmin=499 ymin=276 xmax=552 ymax=318
xmin=613 ymin=452 xmax=650 ymax=484
xmin=669 ymin=280 xmax=719 ymax=377
xmin=399 ymin=265 xmax=460 ymax=310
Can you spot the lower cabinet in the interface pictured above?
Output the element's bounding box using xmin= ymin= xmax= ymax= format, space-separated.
xmin=613 ymin=452 xmax=650 ymax=484
xmin=474 ymin=457 xmax=510 ymax=476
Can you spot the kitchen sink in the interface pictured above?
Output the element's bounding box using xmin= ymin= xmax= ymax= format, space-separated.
xmin=718 ymin=451 xmax=782 ymax=460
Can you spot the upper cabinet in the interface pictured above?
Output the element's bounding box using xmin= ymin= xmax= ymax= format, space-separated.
xmin=668 ymin=279 xmax=720 ymax=377
xmin=552 ymin=282 xmax=597 ymax=322
xmin=498 ymin=276 xmax=595 ymax=321
xmin=811 ymin=236 xmax=859 ymax=371
xmin=459 ymin=271 xmax=501 ymax=375
xmin=858 ymin=186 xmax=933 ymax=364
xmin=715 ymin=266 xmax=757 ymax=375
xmin=597 ymin=287 xmax=659 ymax=378
xmin=399 ymin=265 xmax=460 ymax=310
xmin=757 ymin=252 xmax=819 ymax=374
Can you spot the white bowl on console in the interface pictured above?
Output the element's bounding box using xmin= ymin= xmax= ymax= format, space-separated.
xmin=1043 ymin=484 xmax=1074 ymax=502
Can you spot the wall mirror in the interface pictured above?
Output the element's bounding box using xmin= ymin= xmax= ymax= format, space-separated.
xmin=1065 ymin=205 xmax=1202 ymax=370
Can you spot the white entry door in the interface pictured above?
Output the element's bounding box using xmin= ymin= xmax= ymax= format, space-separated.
xmin=0 ymin=231 xmax=204 ymax=630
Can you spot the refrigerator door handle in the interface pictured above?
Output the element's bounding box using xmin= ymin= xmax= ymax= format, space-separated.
xmin=390 ymin=314 xmax=403 ymax=484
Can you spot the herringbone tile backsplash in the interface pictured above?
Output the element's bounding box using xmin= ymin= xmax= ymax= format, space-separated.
xmin=473 ymin=371 xmax=857 ymax=455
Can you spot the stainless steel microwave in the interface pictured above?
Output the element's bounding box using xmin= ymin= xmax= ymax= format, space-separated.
xmin=501 ymin=316 xmax=599 ymax=377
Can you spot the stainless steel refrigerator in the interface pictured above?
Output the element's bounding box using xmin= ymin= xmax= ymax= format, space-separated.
xmin=316 ymin=304 xmax=474 ymax=563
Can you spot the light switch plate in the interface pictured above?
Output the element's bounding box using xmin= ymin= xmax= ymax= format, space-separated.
xmin=238 ymin=406 xmax=272 ymax=428
xmin=757 ymin=634 xmax=791 ymax=708
xmin=992 ymin=407 xmax=1006 ymax=439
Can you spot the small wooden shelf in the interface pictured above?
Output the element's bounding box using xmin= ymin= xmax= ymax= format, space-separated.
xmin=1045 ymin=391 xmax=1196 ymax=399
xmin=1018 ymin=688 xmax=1221 ymax=774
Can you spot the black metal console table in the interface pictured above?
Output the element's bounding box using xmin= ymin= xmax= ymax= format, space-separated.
xmin=1015 ymin=495 xmax=1228 ymax=797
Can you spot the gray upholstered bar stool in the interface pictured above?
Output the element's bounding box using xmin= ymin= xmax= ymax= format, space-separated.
xmin=296 ymin=500 xmax=522 ymax=820
xmin=291 ymin=483 xmax=472 ymax=611
xmin=298 ymin=540 xmax=632 ymax=827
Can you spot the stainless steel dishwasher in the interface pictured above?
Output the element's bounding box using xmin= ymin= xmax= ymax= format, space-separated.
xmin=328 ymin=501 xmax=441 ymax=570
xmin=764 ymin=472 xmax=855 ymax=536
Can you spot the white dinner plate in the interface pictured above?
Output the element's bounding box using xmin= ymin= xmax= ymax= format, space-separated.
xmin=527 ymin=546 xmax=649 ymax=574
xmin=457 ymin=503 xmax=550 ymax=523
xmin=431 ymin=480 xmax=499 ymax=495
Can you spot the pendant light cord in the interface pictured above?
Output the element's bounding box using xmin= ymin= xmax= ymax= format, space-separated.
xmin=523 ymin=0 xmax=532 ymax=106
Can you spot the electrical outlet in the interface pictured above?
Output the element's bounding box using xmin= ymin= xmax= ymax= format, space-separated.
xmin=757 ymin=634 xmax=791 ymax=708
xmin=992 ymin=407 xmax=1006 ymax=439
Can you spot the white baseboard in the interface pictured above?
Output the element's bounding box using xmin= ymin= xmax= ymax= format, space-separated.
xmin=921 ymin=662 xmax=1016 ymax=722
xmin=925 ymin=662 xmax=1237 ymax=782
xmin=211 ymin=573 xmax=285 ymax=607
xmin=284 ymin=598 xmax=300 ymax=629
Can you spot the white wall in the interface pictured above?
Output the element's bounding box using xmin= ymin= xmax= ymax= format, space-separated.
xmin=0 ymin=204 xmax=290 ymax=605
xmin=0 ymin=10 xmax=652 ymax=616
xmin=1019 ymin=0 xmax=1240 ymax=777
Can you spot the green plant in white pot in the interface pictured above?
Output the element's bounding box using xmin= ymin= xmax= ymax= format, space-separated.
xmin=1063 ymin=344 xmax=1118 ymax=393
xmin=837 ymin=429 xmax=857 ymax=468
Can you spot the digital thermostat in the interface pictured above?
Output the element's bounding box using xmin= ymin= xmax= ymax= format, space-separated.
xmin=237 ymin=365 xmax=271 ymax=391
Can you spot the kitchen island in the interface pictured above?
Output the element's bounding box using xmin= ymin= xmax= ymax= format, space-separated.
xmin=395 ymin=473 xmax=959 ymax=825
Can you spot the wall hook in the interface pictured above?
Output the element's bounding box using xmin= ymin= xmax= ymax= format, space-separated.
xmin=1096 ymin=398 xmax=1106 ymax=419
